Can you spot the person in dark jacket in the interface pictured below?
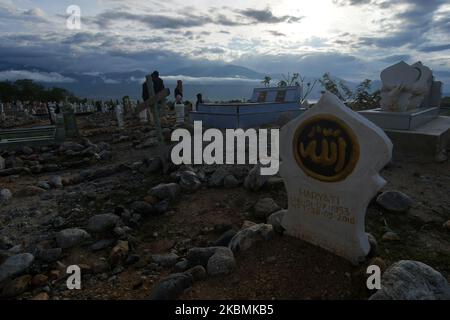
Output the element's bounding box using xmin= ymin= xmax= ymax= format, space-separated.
xmin=196 ymin=93 xmax=203 ymax=110
xmin=142 ymin=70 xmax=164 ymax=101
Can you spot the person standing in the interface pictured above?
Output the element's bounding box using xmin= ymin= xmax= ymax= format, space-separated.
xmin=142 ymin=72 xmax=165 ymax=143
xmin=175 ymin=80 xmax=183 ymax=104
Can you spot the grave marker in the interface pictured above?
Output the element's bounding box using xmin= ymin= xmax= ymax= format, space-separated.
xmin=280 ymin=92 xmax=393 ymax=264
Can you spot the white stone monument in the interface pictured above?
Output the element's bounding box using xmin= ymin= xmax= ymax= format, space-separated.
xmin=280 ymin=92 xmax=393 ymax=264
xmin=360 ymin=61 xmax=442 ymax=130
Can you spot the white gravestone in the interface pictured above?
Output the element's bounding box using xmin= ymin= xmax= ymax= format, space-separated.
xmin=380 ymin=61 xmax=433 ymax=112
xmin=280 ymin=92 xmax=393 ymax=264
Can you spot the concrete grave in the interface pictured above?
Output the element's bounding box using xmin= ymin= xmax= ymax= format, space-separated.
xmin=360 ymin=61 xmax=441 ymax=131
xmin=280 ymin=92 xmax=392 ymax=264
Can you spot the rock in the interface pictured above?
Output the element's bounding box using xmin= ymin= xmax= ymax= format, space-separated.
xmin=187 ymin=247 xmax=225 ymax=267
xmin=376 ymin=191 xmax=413 ymax=213
xmin=154 ymin=200 xmax=169 ymax=214
xmin=229 ymin=224 xmax=274 ymax=254
xmin=382 ymin=231 xmax=400 ymax=241
xmin=244 ymin=165 xmax=270 ymax=191
xmin=31 ymin=292 xmax=50 ymax=300
xmin=0 ymin=188 xmax=12 ymax=205
xmin=56 ymin=228 xmax=91 ymax=249
xmin=31 ymin=274 xmax=48 ymax=287
xmin=207 ymin=247 xmax=235 ymax=276
xmin=185 ymin=265 xmax=207 ymax=281
xmin=131 ymin=201 xmax=154 ymax=215
xmin=149 ymin=183 xmax=181 ymax=200
xmin=179 ymin=171 xmax=202 ymax=191
xmin=110 ymin=240 xmax=129 ymax=266
xmin=91 ymin=239 xmax=115 ymax=251
xmin=87 ymin=214 xmax=120 ymax=233
xmin=36 ymin=248 xmax=62 ymax=263
xmin=0 ymin=253 xmax=34 ymax=283
xmin=37 ymin=181 xmax=51 ymax=190
xmin=254 ymin=198 xmax=281 ymax=219
xmin=174 ymin=259 xmax=190 ymax=272
xmin=213 ymin=230 xmax=237 ymax=247
xmin=151 ymin=253 xmax=179 ymax=267
xmin=149 ymin=273 xmax=193 ymax=300
xmin=50 ymin=176 xmax=63 ymax=188
xmin=208 ymin=167 xmax=229 ymax=187
xmin=19 ymin=186 xmax=46 ymax=197
xmin=224 ymin=175 xmax=240 ymax=188
xmin=0 ymin=275 xmax=31 ymax=298
xmin=141 ymin=157 xmax=162 ymax=174
xmin=443 ymin=221 xmax=450 ymax=231
xmin=242 ymin=220 xmax=257 ymax=229
xmin=267 ymin=210 xmax=286 ymax=233
xmin=370 ymin=260 xmax=450 ymax=300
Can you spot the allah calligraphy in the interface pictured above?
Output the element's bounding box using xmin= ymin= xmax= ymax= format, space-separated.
xmin=293 ymin=115 xmax=360 ymax=182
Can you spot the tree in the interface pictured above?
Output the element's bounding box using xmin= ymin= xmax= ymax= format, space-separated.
xmin=350 ymin=79 xmax=381 ymax=110
xmin=319 ymin=73 xmax=348 ymax=101
xmin=319 ymin=74 xmax=381 ymax=110
xmin=261 ymin=76 xmax=272 ymax=87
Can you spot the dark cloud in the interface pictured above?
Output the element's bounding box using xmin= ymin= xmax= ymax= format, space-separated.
xmin=378 ymin=54 xmax=412 ymax=63
xmin=354 ymin=0 xmax=448 ymax=49
xmin=237 ymin=8 xmax=303 ymax=24
xmin=267 ymin=30 xmax=286 ymax=37
xmin=94 ymin=10 xmax=212 ymax=29
xmin=418 ymin=44 xmax=450 ymax=53
xmin=89 ymin=7 xmax=302 ymax=30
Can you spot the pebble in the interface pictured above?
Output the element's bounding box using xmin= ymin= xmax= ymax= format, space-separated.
xmin=382 ymin=231 xmax=400 ymax=242
xmin=207 ymin=247 xmax=236 ymax=276
xmin=149 ymin=183 xmax=181 ymax=200
xmin=376 ymin=190 xmax=413 ymax=213
xmin=370 ymin=260 xmax=450 ymax=300
xmin=87 ymin=214 xmax=120 ymax=233
xmin=110 ymin=240 xmax=129 ymax=266
xmin=149 ymin=273 xmax=193 ymax=300
xmin=0 ymin=253 xmax=35 ymax=282
xmin=254 ymin=198 xmax=281 ymax=219
xmin=0 ymin=188 xmax=13 ymax=204
xmin=91 ymin=239 xmax=116 ymax=252
xmin=0 ymin=275 xmax=31 ymax=298
xmin=267 ymin=210 xmax=286 ymax=233
xmin=56 ymin=228 xmax=91 ymax=249
xmin=151 ymin=253 xmax=179 ymax=267
xmin=229 ymin=224 xmax=274 ymax=254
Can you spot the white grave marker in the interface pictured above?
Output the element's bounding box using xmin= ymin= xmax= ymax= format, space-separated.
xmin=280 ymin=92 xmax=393 ymax=264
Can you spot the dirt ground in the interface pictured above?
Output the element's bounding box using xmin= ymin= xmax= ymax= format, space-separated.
xmin=1 ymin=113 xmax=449 ymax=300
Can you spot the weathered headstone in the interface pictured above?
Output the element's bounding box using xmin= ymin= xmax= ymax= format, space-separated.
xmin=280 ymin=92 xmax=392 ymax=264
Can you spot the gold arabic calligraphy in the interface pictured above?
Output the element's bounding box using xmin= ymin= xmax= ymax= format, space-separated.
xmin=300 ymin=126 xmax=347 ymax=173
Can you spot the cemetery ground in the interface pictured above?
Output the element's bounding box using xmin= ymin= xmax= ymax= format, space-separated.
xmin=0 ymin=112 xmax=449 ymax=300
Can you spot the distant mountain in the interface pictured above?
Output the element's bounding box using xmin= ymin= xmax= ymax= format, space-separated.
xmin=167 ymin=64 xmax=266 ymax=79
xmin=0 ymin=63 xmax=387 ymax=102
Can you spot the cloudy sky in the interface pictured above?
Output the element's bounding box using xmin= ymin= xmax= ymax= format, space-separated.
xmin=0 ymin=0 xmax=449 ymax=90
